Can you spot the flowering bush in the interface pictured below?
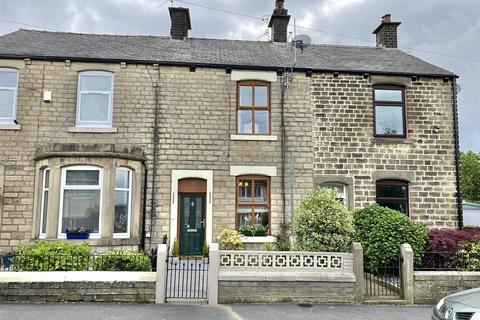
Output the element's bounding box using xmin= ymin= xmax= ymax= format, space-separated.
xmin=292 ymin=188 xmax=354 ymax=252
xmin=217 ymin=229 xmax=244 ymax=250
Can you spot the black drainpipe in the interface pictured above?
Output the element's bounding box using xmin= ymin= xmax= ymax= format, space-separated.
xmin=452 ymin=78 xmax=463 ymax=229
xmin=140 ymin=163 xmax=148 ymax=251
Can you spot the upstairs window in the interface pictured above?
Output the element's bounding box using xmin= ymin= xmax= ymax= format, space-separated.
xmin=0 ymin=68 xmax=19 ymax=124
xmin=236 ymin=176 xmax=270 ymax=231
xmin=376 ymin=180 xmax=409 ymax=214
xmin=76 ymin=71 xmax=114 ymax=127
xmin=373 ymin=85 xmax=406 ymax=138
xmin=237 ymin=81 xmax=270 ymax=135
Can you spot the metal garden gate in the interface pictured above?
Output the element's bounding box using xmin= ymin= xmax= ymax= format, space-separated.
xmin=165 ymin=255 xmax=209 ymax=300
xmin=364 ymin=251 xmax=402 ymax=298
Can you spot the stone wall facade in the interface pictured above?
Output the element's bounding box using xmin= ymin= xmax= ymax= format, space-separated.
xmin=0 ymin=281 xmax=155 ymax=303
xmin=312 ymin=73 xmax=458 ymax=228
xmin=0 ymin=57 xmax=459 ymax=253
xmin=414 ymin=271 xmax=480 ymax=304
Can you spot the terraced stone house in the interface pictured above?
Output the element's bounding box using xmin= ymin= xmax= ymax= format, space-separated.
xmin=0 ymin=1 xmax=462 ymax=254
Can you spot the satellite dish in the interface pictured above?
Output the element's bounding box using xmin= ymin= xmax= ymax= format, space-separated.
xmin=456 ymin=84 xmax=462 ymax=93
xmin=292 ymin=34 xmax=312 ymax=50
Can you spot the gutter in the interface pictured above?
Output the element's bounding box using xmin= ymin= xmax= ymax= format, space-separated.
xmin=452 ymin=78 xmax=463 ymax=229
xmin=0 ymin=54 xmax=459 ymax=79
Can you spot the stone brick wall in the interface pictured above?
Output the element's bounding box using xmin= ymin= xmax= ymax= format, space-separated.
xmin=0 ymin=281 xmax=155 ymax=303
xmin=312 ymin=73 xmax=458 ymax=228
xmin=414 ymin=271 xmax=480 ymax=304
xmin=219 ymin=281 xmax=355 ymax=303
xmin=0 ymin=56 xmax=458 ymax=253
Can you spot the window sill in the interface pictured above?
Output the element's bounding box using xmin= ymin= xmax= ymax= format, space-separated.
xmin=230 ymin=134 xmax=277 ymax=141
xmin=0 ymin=123 xmax=21 ymax=130
xmin=45 ymin=238 xmax=140 ymax=246
xmin=68 ymin=127 xmax=118 ymax=133
xmin=372 ymin=137 xmax=414 ymax=145
xmin=242 ymin=235 xmax=276 ymax=243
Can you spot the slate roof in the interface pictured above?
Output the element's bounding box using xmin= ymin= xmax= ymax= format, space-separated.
xmin=0 ymin=29 xmax=456 ymax=77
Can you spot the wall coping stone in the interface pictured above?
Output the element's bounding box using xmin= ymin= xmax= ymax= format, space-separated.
xmin=219 ymin=270 xmax=356 ymax=282
xmin=34 ymin=143 xmax=145 ymax=162
xmin=414 ymin=271 xmax=480 ymax=281
xmin=0 ymin=271 xmax=156 ymax=283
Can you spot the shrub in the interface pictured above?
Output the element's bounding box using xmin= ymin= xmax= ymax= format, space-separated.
xmin=425 ymin=229 xmax=480 ymax=253
xmin=292 ymin=188 xmax=354 ymax=252
xmin=217 ymin=229 xmax=244 ymax=250
xmin=458 ymin=241 xmax=480 ymax=271
xmin=94 ymin=251 xmax=151 ymax=271
xmin=171 ymin=239 xmax=180 ymax=257
xmin=353 ymin=204 xmax=428 ymax=269
xmin=12 ymin=241 xmax=92 ymax=271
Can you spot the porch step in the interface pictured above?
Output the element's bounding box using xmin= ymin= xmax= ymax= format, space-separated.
xmin=166 ymin=298 xmax=208 ymax=305
xmin=364 ymin=296 xmax=407 ymax=305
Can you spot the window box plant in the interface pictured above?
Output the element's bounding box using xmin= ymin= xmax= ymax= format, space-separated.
xmin=66 ymin=227 xmax=91 ymax=240
xmin=239 ymin=225 xmax=268 ymax=237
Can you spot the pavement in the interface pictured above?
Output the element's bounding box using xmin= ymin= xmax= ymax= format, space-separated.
xmin=0 ymin=302 xmax=434 ymax=320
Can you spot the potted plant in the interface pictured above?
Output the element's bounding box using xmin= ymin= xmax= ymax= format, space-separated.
xmin=2 ymin=251 xmax=16 ymax=269
xmin=239 ymin=225 xmax=268 ymax=237
xmin=66 ymin=227 xmax=91 ymax=240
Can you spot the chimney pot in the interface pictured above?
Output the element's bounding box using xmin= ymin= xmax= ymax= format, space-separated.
xmin=169 ymin=7 xmax=192 ymax=40
xmin=382 ymin=14 xmax=391 ymax=23
xmin=372 ymin=14 xmax=401 ymax=48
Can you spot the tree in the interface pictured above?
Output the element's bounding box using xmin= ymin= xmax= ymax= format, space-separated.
xmin=460 ymin=151 xmax=480 ymax=203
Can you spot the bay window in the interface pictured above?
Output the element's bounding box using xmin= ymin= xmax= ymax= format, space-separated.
xmin=39 ymin=168 xmax=50 ymax=238
xmin=59 ymin=166 xmax=102 ymax=237
xmin=114 ymin=168 xmax=132 ymax=238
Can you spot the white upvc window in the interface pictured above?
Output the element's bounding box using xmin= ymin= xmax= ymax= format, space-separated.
xmin=76 ymin=71 xmax=114 ymax=127
xmin=59 ymin=166 xmax=103 ymax=239
xmin=0 ymin=68 xmax=19 ymax=124
xmin=320 ymin=183 xmax=348 ymax=205
xmin=39 ymin=168 xmax=50 ymax=239
xmin=113 ymin=168 xmax=132 ymax=238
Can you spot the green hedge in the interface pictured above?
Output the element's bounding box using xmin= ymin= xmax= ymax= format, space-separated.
xmin=11 ymin=241 xmax=93 ymax=271
xmin=93 ymin=251 xmax=151 ymax=271
xmin=458 ymin=241 xmax=480 ymax=271
xmin=353 ymin=204 xmax=428 ymax=270
xmin=292 ymin=188 xmax=354 ymax=252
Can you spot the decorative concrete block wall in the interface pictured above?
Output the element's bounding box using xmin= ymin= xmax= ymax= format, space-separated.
xmin=217 ymin=250 xmax=356 ymax=303
xmin=414 ymin=271 xmax=480 ymax=304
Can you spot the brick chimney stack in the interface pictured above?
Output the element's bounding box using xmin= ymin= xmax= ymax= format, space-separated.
xmin=372 ymin=14 xmax=401 ymax=48
xmin=169 ymin=7 xmax=191 ymax=40
xmin=268 ymin=0 xmax=291 ymax=42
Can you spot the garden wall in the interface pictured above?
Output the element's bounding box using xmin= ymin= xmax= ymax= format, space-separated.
xmin=217 ymin=250 xmax=356 ymax=303
xmin=414 ymin=271 xmax=480 ymax=304
xmin=0 ymin=272 xmax=155 ymax=303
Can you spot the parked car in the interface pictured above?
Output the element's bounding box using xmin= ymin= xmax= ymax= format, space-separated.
xmin=432 ymin=288 xmax=480 ymax=320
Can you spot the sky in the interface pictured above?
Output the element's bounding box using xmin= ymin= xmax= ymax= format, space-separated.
xmin=0 ymin=0 xmax=479 ymax=151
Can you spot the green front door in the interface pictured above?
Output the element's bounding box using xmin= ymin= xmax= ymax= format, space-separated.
xmin=179 ymin=193 xmax=206 ymax=256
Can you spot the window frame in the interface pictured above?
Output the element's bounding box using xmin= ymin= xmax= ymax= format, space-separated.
xmin=236 ymin=80 xmax=271 ymax=135
xmin=373 ymin=85 xmax=406 ymax=138
xmin=376 ymin=179 xmax=409 ymax=215
xmin=113 ymin=167 xmax=132 ymax=239
xmin=76 ymin=71 xmax=114 ymax=128
xmin=39 ymin=168 xmax=50 ymax=239
xmin=320 ymin=182 xmax=348 ymax=205
xmin=235 ymin=175 xmax=271 ymax=233
xmin=0 ymin=68 xmax=19 ymax=124
xmin=58 ymin=165 xmax=103 ymax=239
